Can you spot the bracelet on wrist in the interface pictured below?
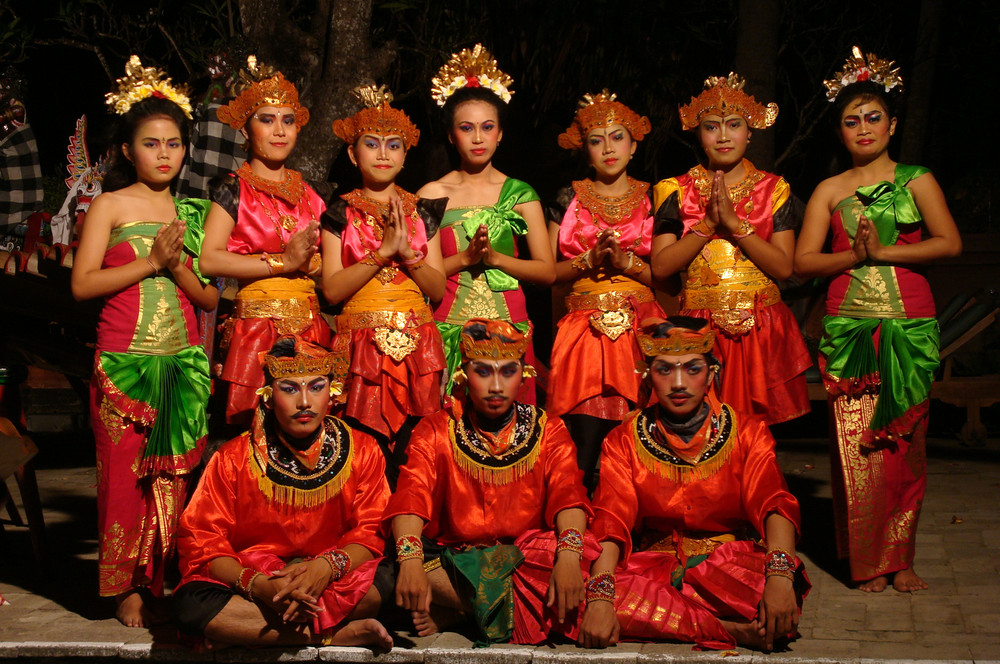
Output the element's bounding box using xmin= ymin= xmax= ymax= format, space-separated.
xmin=571 ymin=253 xmax=591 ymax=272
xmin=402 ymin=251 xmax=425 ymax=266
xmin=261 ymin=252 xmax=285 ymax=275
xmin=689 ymin=220 xmax=715 ymax=239
xmin=145 ymin=256 xmax=160 ymax=275
xmin=316 ymin=549 xmax=352 ymax=583
xmin=731 ymin=220 xmax=755 ymax=240
xmin=396 ymin=534 xmax=423 ymax=563
xmin=623 ymin=252 xmax=646 ymax=277
xmin=235 ymin=566 xmax=263 ymax=602
xmin=555 ymin=527 xmax=584 ymax=557
xmin=585 ymin=571 xmax=616 ymax=604
xmin=763 ymin=548 xmax=796 ymax=581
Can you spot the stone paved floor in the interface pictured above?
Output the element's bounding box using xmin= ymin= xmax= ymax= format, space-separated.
xmin=2 ymin=435 xmax=999 ymax=663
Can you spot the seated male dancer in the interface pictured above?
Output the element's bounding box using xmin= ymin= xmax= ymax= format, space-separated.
xmin=173 ymin=335 xmax=393 ymax=649
xmin=385 ymin=318 xmax=592 ymax=644
xmin=572 ymin=316 xmax=809 ymax=651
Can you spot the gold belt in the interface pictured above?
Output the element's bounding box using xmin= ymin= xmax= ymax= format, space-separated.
xmin=337 ymin=308 xmax=433 ymax=331
xmin=564 ymin=289 xmax=653 ymax=341
xmin=233 ymin=295 xmax=319 ymax=320
xmin=640 ymin=531 xmax=738 ymax=558
xmin=565 ymin=288 xmax=654 ymax=312
xmin=682 ymin=282 xmax=780 ymax=312
xmin=336 ymin=309 xmax=433 ymax=362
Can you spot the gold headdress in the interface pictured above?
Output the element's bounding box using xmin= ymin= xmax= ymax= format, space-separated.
xmin=260 ymin=334 xmax=350 ymax=397
xmin=459 ymin=318 xmax=530 ymax=362
xmin=217 ymin=56 xmax=309 ymax=130
xmin=332 ymin=82 xmax=420 ymax=149
xmin=636 ymin=317 xmax=716 ymax=357
xmin=678 ymin=73 xmax=777 ymax=130
xmin=105 ymin=55 xmax=193 ymax=119
xmin=430 ymin=44 xmax=513 ymax=108
xmin=823 ymin=46 xmax=903 ymax=102
xmin=558 ymin=90 xmax=652 ymax=150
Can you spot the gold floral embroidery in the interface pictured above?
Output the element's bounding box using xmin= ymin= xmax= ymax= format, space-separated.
xmin=457 ymin=275 xmax=502 ymax=320
xmin=98 ymin=396 xmax=127 ymax=445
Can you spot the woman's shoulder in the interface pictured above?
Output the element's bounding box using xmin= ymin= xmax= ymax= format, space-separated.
xmin=417 ymin=171 xmax=463 ymax=198
xmin=810 ymin=172 xmax=856 ymax=208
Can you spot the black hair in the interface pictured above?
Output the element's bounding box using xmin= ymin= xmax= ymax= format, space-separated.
xmin=262 ymin=336 xmax=297 ymax=384
xmin=442 ymin=86 xmax=507 ymax=130
xmin=102 ymin=96 xmax=191 ymax=193
xmin=831 ymin=80 xmax=900 ymax=128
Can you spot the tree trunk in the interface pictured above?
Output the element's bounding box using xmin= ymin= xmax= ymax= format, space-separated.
xmin=238 ymin=0 xmax=395 ymax=193
xmin=734 ymin=0 xmax=780 ymax=170
xmin=900 ymin=0 xmax=942 ymax=165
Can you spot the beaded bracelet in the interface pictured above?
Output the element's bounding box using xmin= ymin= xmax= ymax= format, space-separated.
xmin=316 ymin=549 xmax=352 ymax=583
xmin=764 ymin=548 xmax=796 ymax=581
xmin=235 ymin=566 xmax=263 ymax=602
xmin=396 ymin=534 xmax=423 ymax=563
xmin=555 ymin=527 xmax=584 ymax=557
xmin=585 ymin=572 xmax=616 ymax=604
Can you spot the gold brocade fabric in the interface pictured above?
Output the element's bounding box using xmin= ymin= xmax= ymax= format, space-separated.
xmin=683 ymin=239 xmax=780 ymax=336
xmin=233 ymin=276 xmax=319 ymax=334
xmin=339 ymin=278 xmax=432 ymax=361
xmin=566 ymin=275 xmax=654 ymax=339
xmin=639 ymin=531 xmax=737 ymax=558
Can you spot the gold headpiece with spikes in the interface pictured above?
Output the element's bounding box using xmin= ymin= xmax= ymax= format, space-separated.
xmin=823 ymin=46 xmax=903 ymax=102
xmin=332 ymin=82 xmax=420 ymax=149
xmin=105 ymin=55 xmax=193 ymax=119
xmin=430 ymin=44 xmax=513 ymax=108
xmin=678 ymin=72 xmax=777 ymax=130
xmin=558 ymin=89 xmax=651 ymax=150
xmin=636 ymin=317 xmax=716 ymax=357
xmin=217 ymin=56 xmax=309 ymax=130
xmin=459 ymin=318 xmax=530 ymax=362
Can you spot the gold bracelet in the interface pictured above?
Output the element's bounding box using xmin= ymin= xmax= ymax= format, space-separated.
xmin=623 ymin=253 xmax=646 ymax=277
xmin=145 ymin=256 xmax=160 ymax=274
xmin=571 ymin=253 xmax=591 ymax=272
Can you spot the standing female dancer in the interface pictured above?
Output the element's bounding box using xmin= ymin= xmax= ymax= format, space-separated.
xmin=71 ymin=57 xmax=217 ymax=627
xmin=547 ymin=91 xmax=663 ymax=492
xmin=651 ymin=74 xmax=810 ymax=425
xmin=200 ymin=57 xmax=329 ymax=424
xmin=321 ymin=84 xmax=447 ymax=479
xmin=417 ymin=44 xmax=555 ymax=402
xmin=795 ymin=48 xmax=961 ymax=592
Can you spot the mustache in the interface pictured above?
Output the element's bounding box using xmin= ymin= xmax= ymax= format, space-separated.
xmin=294 ymin=410 xmax=319 ymax=418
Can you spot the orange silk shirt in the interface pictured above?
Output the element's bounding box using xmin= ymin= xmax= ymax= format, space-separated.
xmin=592 ymin=405 xmax=800 ymax=564
xmin=383 ymin=406 xmax=591 ymax=547
xmin=177 ymin=424 xmax=389 ymax=584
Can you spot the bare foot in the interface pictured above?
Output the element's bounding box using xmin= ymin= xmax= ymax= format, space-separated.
xmin=412 ymin=609 xmax=439 ymax=637
xmin=411 ymin=606 xmax=460 ymax=637
xmin=892 ymin=568 xmax=928 ymax=592
xmin=114 ymin=590 xmax=157 ymax=628
xmin=858 ymin=575 xmax=888 ymax=593
xmin=324 ymin=618 xmax=393 ymax=650
xmin=720 ymin=618 xmax=768 ymax=650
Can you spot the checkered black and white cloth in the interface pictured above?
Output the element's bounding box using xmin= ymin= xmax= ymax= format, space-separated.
xmin=0 ymin=122 xmax=44 ymax=227
xmin=175 ymin=102 xmax=245 ymax=200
